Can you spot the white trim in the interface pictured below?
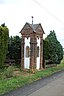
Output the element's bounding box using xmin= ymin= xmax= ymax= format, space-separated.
xmin=24 ymin=37 xmax=30 ymax=69
xmin=36 ymin=38 xmax=40 ymax=69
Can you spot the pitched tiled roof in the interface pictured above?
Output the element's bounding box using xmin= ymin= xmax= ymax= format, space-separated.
xmin=29 ymin=23 xmax=39 ymax=32
xmin=20 ymin=22 xmax=45 ymax=34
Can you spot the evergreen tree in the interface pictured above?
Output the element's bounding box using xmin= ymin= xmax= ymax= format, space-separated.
xmin=8 ymin=36 xmax=21 ymax=64
xmin=0 ymin=23 xmax=9 ymax=67
xmin=43 ymin=30 xmax=63 ymax=64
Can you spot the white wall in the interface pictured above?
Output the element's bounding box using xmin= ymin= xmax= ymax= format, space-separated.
xmin=36 ymin=38 xmax=40 ymax=69
xmin=24 ymin=37 xmax=40 ymax=70
xmin=24 ymin=37 xmax=30 ymax=69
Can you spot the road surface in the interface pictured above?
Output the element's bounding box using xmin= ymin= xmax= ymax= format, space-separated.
xmin=2 ymin=70 xmax=64 ymax=96
xmin=28 ymin=71 xmax=64 ymax=96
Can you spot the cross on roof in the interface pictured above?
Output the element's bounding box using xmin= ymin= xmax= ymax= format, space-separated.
xmin=31 ymin=16 xmax=34 ymax=24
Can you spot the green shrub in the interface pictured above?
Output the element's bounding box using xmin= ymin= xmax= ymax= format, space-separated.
xmin=2 ymin=66 xmax=14 ymax=78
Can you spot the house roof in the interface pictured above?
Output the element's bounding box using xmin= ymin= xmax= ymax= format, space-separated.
xmin=29 ymin=23 xmax=39 ymax=32
xmin=20 ymin=22 xmax=45 ymax=34
xmin=28 ymin=23 xmax=45 ymax=34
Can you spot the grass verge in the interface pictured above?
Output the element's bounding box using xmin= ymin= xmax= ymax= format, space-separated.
xmin=0 ymin=58 xmax=64 ymax=95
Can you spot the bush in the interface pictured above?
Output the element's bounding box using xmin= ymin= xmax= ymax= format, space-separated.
xmin=43 ymin=30 xmax=63 ymax=64
xmin=2 ymin=66 xmax=14 ymax=78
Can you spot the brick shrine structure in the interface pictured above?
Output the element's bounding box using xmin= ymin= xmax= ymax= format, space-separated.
xmin=20 ymin=22 xmax=45 ymax=70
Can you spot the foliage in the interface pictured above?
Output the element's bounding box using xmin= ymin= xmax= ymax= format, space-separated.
xmin=43 ymin=30 xmax=63 ymax=64
xmin=43 ymin=39 xmax=50 ymax=60
xmin=63 ymin=48 xmax=64 ymax=55
xmin=8 ymin=36 xmax=21 ymax=64
xmin=2 ymin=66 xmax=15 ymax=79
xmin=0 ymin=23 xmax=9 ymax=67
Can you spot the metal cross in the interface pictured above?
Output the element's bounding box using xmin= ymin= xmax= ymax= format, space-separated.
xmin=31 ymin=16 xmax=34 ymax=24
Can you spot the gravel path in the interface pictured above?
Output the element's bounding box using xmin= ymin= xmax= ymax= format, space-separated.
xmin=1 ymin=70 xmax=64 ymax=96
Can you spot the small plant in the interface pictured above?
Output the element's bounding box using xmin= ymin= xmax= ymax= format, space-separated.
xmin=28 ymin=67 xmax=37 ymax=74
xmin=2 ymin=66 xmax=14 ymax=79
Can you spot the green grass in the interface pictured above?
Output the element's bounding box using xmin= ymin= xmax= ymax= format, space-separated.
xmin=0 ymin=76 xmax=30 ymax=94
xmin=0 ymin=57 xmax=64 ymax=95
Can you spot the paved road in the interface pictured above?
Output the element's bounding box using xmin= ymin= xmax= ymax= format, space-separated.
xmin=28 ymin=71 xmax=64 ymax=96
xmin=1 ymin=70 xmax=64 ymax=96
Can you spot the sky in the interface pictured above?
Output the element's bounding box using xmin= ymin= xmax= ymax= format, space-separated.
xmin=0 ymin=0 xmax=64 ymax=47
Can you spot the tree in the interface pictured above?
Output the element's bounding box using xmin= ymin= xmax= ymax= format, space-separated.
xmin=8 ymin=36 xmax=21 ymax=64
xmin=43 ymin=30 xmax=63 ymax=64
xmin=63 ymin=48 xmax=64 ymax=55
xmin=43 ymin=39 xmax=50 ymax=60
xmin=0 ymin=23 xmax=9 ymax=67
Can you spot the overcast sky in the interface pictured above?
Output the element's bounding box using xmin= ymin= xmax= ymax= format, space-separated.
xmin=0 ymin=0 xmax=64 ymax=47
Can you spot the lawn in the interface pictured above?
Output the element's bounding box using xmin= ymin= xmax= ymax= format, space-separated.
xmin=0 ymin=57 xmax=64 ymax=95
